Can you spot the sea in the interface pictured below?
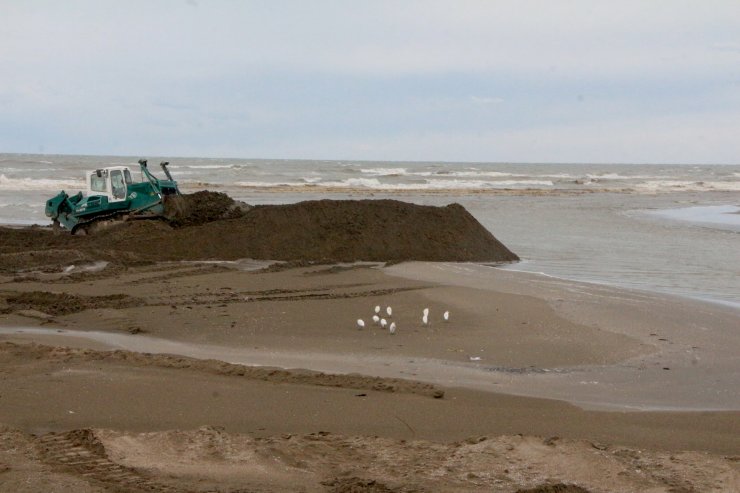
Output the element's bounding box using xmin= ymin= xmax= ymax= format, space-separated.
xmin=1 ymin=153 xmax=738 ymax=308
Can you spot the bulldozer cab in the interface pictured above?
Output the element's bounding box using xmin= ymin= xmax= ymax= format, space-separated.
xmin=87 ymin=166 xmax=133 ymax=203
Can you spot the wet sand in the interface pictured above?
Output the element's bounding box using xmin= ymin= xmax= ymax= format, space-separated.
xmin=1 ymin=261 xmax=739 ymax=491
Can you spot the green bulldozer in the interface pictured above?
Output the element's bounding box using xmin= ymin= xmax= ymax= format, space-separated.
xmin=45 ymin=159 xmax=180 ymax=235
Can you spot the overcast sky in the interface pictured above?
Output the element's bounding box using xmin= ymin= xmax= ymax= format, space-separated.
xmin=2 ymin=1 xmax=740 ymax=163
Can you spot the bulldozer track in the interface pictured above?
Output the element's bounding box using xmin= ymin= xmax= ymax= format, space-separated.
xmin=35 ymin=430 xmax=187 ymax=493
xmin=72 ymin=210 xmax=126 ymax=235
xmin=73 ymin=208 xmax=163 ymax=235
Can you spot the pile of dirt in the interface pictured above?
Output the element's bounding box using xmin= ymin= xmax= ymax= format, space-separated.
xmin=107 ymin=198 xmax=519 ymax=263
xmin=163 ymin=190 xmax=252 ymax=227
xmin=0 ymin=197 xmax=518 ymax=271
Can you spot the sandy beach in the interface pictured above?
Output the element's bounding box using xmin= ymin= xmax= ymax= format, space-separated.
xmin=4 ymin=0 xmax=740 ymax=489
xmin=1 ymin=249 xmax=739 ymax=492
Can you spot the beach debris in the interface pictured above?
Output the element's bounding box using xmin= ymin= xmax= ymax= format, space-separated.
xmin=422 ymin=313 xmax=429 ymax=326
xmin=380 ymin=318 xmax=388 ymax=329
xmin=389 ymin=322 xmax=396 ymax=334
xmin=386 ymin=306 xmax=392 ymax=317
xmin=357 ymin=319 xmax=365 ymax=329
xmin=443 ymin=310 xmax=450 ymax=322
xmin=469 ymin=356 xmax=482 ymax=361
xmin=423 ymin=307 xmax=429 ymax=317
xmin=372 ymin=314 xmax=380 ymax=325
xmin=374 ymin=305 xmax=381 ymax=314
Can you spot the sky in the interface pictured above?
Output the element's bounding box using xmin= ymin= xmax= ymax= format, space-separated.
xmin=1 ymin=0 xmax=740 ymax=164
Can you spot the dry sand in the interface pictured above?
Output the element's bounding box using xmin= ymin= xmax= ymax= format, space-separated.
xmin=1 ymin=261 xmax=739 ymax=492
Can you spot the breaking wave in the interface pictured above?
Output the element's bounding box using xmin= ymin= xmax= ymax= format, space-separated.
xmin=206 ymin=177 xmax=556 ymax=190
xmin=635 ymin=180 xmax=740 ymax=193
xmin=0 ymin=174 xmax=83 ymax=191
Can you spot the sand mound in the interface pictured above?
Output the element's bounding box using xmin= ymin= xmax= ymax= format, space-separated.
xmin=0 ymin=196 xmax=518 ymax=271
xmin=163 ymin=190 xmax=252 ymax=227
xmin=107 ymin=198 xmax=519 ymax=263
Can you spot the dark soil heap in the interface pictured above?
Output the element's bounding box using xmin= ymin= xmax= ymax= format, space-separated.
xmin=163 ymin=191 xmax=252 ymax=227
xmin=0 ymin=194 xmax=518 ymax=271
xmin=110 ymin=197 xmax=519 ymax=263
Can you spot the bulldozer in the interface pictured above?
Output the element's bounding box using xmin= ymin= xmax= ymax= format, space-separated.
xmin=45 ymin=159 xmax=180 ymax=235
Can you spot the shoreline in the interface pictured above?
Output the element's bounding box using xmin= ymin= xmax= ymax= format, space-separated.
xmin=3 ymin=195 xmax=739 ymax=308
xmin=497 ymin=260 xmax=740 ymax=312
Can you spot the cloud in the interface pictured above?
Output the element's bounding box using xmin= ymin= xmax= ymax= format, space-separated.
xmin=3 ymin=1 xmax=739 ymax=79
xmin=1 ymin=1 xmax=740 ymax=162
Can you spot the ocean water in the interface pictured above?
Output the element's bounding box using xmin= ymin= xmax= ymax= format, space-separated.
xmin=1 ymin=153 xmax=738 ymax=307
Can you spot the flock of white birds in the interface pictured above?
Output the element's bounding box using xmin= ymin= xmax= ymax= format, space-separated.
xmin=356 ymin=305 xmax=450 ymax=334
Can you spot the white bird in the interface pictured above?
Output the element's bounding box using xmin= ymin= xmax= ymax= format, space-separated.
xmin=386 ymin=306 xmax=392 ymax=317
xmin=422 ymin=314 xmax=429 ymax=326
xmin=374 ymin=305 xmax=381 ymax=314
xmin=389 ymin=322 xmax=396 ymax=334
xmin=380 ymin=318 xmax=388 ymax=328
xmin=372 ymin=314 xmax=380 ymax=324
xmin=443 ymin=310 xmax=450 ymax=322
xmin=357 ymin=319 xmax=365 ymax=329
xmin=423 ymin=307 xmax=429 ymax=317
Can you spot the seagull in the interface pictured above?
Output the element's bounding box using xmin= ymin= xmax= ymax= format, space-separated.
xmin=386 ymin=306 xmax=392 ymax=317
xmin=372 ymin=315 xmax=380 ymax=324
xmin=422 ymin=314 xmax=429 ymax=326
xmin=380 ymin=318 xmax=388 ymax=329
xmin=423 ymin=307 xmax=429 ymax=317
xmin=443 ymin=310 xmax=450 ymax=322
xmin=374 ymin=305 xmax=381 ymax=314
xmin=357 ymin=319 xmax=365 ymax=329
xmin=389 ymin=322 xmax=396 ymax=334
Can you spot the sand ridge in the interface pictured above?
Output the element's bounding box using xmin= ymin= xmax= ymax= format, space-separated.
xmin=0 ymin=341 xmax=445 ymax=399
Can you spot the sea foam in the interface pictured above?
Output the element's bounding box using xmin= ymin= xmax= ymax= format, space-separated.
xmin=0 ymin=174 xmax=83 ymax=191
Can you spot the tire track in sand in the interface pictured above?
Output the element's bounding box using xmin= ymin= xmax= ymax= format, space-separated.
xmin=35 ymin=429 xmax=186 ymax=493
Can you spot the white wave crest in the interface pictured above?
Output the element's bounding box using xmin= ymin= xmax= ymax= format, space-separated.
xmin=0 ymin=174 xmax=83 ymax=191
xmin=585 ymin=173 xmax=666 ymax=180
xmin=422 ymin=170 xmax=518 ymax=178
xmin=230 ymin=177 xmax=554 ymax=190
xmin=0 ymin=167 xmax=60 ymax=172
xmin=182 ymin=164 xmax=235 ymax=169
xmin=359 ymin=167 xmax=408 ymax=176
xmin=635 ymin=180 xmax=740 ymax=192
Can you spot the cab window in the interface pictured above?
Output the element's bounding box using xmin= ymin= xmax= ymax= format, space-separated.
xmin=90 ymin=173 xmax=107 ymax=192
xmin=111 ymin=170 xmax=126 ymax=199
xmin=124 ymin=169 xmax=133 ymax=184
